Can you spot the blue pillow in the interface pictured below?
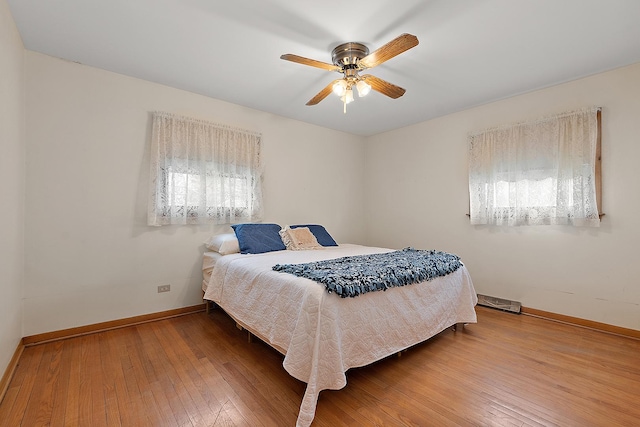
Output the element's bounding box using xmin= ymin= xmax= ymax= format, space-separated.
xmin=231 ymin=223 xmax=286 ymax=254
xmin=290 ymin=224 xmax=338 ymax=247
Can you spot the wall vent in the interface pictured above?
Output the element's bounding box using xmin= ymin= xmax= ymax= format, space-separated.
xmin=476 ymin=294 xmax=521 ymax=314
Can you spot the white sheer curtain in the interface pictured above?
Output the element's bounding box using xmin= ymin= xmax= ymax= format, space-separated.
xmin=148 ymin=112 xmax=263 ymax=226
xmin=468 ymin=107 xmax=600 ymax=227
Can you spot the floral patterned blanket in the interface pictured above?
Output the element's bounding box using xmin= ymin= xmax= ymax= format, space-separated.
xmin=273 ymin=247 xmax=462 ymax=298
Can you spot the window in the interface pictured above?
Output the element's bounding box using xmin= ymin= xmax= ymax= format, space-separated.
xmin=148 ymin=113 xmax=263 ymax=226
xmin=468 ymin=107 xmax=601 ymax=227
xmin=159 ymin=163 xmax=257 ymax=218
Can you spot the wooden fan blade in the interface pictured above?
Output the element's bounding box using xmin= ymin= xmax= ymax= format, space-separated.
xmin=361 ymin=75 xmax=406 ymax=99
xmin=358 ymin=33 xmax=419 ymax=69
xmin=306 ymin=80 xmax=341 ymax=105
xmin=280 ymin=54 xmax=341 ymax=72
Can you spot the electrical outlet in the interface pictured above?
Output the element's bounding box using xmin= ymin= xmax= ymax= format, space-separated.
xmin=157 ymin=284 xmax=171 ymax=293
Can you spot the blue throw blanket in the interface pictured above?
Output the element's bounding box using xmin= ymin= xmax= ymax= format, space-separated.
xmin=272 ymin=248 xmax=462 ymax=298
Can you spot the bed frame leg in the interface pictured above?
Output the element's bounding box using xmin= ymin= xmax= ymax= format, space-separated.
xmin=204 ymin=300 xmax=217 ymax=314
xmin=452 ymin=323 xmax=466 ymax=332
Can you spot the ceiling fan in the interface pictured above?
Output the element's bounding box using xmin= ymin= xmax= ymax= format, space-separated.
xmin=281 ymin=33 xmax=419 ymax=113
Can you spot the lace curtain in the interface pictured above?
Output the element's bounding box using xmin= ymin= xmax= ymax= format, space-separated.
xmin=148 ymin=112 xmax=263 ymax=226
xmin=468 ymin=107 xmax=600 ymax=227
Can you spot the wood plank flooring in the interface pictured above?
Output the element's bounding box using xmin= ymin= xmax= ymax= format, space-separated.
xmin=1 ymin=306 xmax=639 ymax=426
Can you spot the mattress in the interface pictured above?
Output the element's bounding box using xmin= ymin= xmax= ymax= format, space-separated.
xmin=203 ymin=244 xmax=478 ymax=426
xmin=201 ymin=251 xmax=223 ymax=292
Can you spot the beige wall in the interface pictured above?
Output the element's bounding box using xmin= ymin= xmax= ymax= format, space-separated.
xmin=23 ymin=52 xmax=366 ymax=335
xmin=0 ymin=0 xmax=25 ymax=373
xmin=365 ymin=63 xmax=640 ymax=330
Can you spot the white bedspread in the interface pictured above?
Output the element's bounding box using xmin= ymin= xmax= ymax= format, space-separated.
xmin=203 ymin=244 xmax=478 ymax=426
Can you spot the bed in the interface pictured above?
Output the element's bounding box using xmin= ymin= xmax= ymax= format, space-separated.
xmin=202 ymin=229 xmax=478 ymax=427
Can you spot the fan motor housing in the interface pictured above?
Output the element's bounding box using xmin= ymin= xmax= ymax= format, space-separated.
xmin=332 ymin=42 xmax=369 ymax=68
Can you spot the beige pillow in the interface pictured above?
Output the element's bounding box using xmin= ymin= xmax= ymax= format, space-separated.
xmin=280 ymin=226 xmax=322 ymax=250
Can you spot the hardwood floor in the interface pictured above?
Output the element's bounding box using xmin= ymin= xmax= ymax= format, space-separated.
xmin=1 ymin=306 xmax=639 ymax=426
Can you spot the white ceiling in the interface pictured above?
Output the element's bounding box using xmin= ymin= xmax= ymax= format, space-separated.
xmin=7 ymin=0 xmax=640 ymax=136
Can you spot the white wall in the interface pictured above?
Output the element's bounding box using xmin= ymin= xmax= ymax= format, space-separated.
xmin=23 ymin=52 xmax=366 ymax=336
xmin=365 ymin=63 xmax=640 ymax=330
xmin=0 ymin=0 xmax=25 ymax=373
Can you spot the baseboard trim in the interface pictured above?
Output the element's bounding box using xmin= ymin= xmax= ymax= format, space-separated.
xmin=0 ymin=341 xmax=25 ymax=405
xmin=521 ymin=306 xmax=640 ymax=340
xmin=22 ymin=304 xmax=206 ymax=347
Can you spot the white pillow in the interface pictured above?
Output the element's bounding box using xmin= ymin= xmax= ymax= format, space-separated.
xmin=204 ymin=233 xmax=240 ymax=255
xmin=279 ymin=226 xmax=322 ymax=251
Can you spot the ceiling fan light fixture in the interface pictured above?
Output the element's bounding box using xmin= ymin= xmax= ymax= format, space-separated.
xmin=340 ymin=87 xmax=354 ymax=114
xmin=340 ymin=88 xmax=354 ymax=104
xmin=332 ymin=80 xmax=347 ymax=96
xmin=356 ymin=80 xmax=371 ymax=97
